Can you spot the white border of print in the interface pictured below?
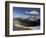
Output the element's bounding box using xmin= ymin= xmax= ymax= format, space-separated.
xmin=9 ymin=3 xmax=43 ymax=35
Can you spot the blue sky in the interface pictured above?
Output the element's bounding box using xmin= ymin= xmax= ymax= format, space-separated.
xmin=13 ymin=7 xmax=40 ymax=17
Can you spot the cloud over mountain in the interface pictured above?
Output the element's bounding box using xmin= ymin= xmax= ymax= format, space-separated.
xmin=25 ymin=11 xmax=39 ymax=15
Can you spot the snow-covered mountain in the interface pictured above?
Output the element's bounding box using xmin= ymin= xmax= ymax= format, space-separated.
xmin=14 ymin=15 xmax=40 ymax=21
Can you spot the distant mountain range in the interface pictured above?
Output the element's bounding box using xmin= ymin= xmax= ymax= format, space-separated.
xmin=13 ymin=15 xmax=40 ymax=27
xmin=13 ymin=15 xmax=40 ymax=21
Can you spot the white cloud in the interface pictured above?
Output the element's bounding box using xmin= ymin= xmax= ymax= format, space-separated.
xmin=25 ymin=11 xmax=39 ymax=15
xmin=30 ymin=11 xmax=39 ymax=15
xmin=25 ymin=11 xmax=29 ymax=13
